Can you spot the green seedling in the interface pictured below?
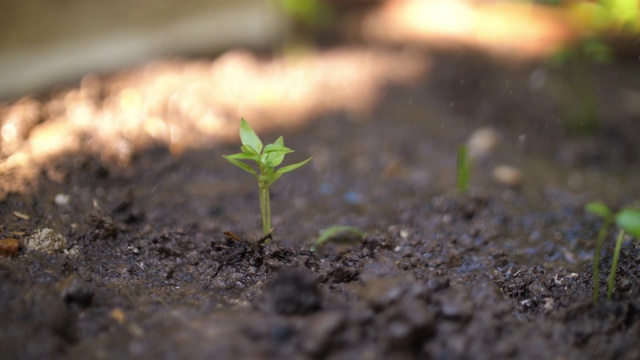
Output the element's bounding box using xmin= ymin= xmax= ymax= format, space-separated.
xmin=585 ymin=202 xmax=613 ymax=303
xmin=223 ymin=118 xmax=312 ymax=238
xmin=457 ymin=145 xmax=471 ymax=194
xmin=586 ymin=202 xmax=640 ymax=302
xmin=310 ymin=225 xmax=365 ymax=252
xmin=609 ymin=208 xmax=640 ymax=299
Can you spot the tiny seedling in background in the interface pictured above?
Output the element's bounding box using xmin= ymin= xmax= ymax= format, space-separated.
xmin=585 ymin=201 xmax=613 ymax=304
xmin=608 ymin=208 xmax=640 ymax=299
xmin=224 ymin=118 xmax=312 ymax=238
xmin=457 ymin=145 xmax=471 ymax=194
xmin=585 ymin=202 xmax=640 ymax=301
xmin=310 ymin=225 xmax=365 ymax=252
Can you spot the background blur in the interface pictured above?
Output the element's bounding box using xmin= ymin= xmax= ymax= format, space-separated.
xmin=0 ymin=0 xmax=286 ymax=98
xmin=1 ymin=0 xmax=638 ymax=99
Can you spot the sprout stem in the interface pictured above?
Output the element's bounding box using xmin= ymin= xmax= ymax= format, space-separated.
xmin=592 ymin=219 xmax=610 ymax=304
xmin=607 ymin=229 xmax=625 ymax=300
xmin=259 ymin=185 xmax=271 ymax=238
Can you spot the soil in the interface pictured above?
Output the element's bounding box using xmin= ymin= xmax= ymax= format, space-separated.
xmin=2 ymin=43 xmax=640 ymax=359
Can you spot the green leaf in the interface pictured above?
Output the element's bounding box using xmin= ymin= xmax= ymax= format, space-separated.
xmin=264 ymin=151 xmax=289 ymax=167
xmin=240 ymin=118 xmax=262 ymax=153
xmin=615 ymin=208 xmax=640 ymax=239
xmin=223 ymin=155 xmax=257 ymax=175
xmin=274 ymin=136 xmax=284 ymax=147
xmin=240 ymin=145 xmax=261 ymax=161
xmin=310 ymin=225 xmax=365 ymax=252
xmin=275 ymin=157 xmax=312 ymax=176
xmin=263 ymin=138 xmax=291 ymax=153
xmin=264 ymin=138 xmax=293 ymax=154
xmin=585 ymin=202 xmax=612 ymax=220
xmin=226 ymin=152 xmax=255 ymax=161
xmin=264 ymin=140 xmax=294 ymax=166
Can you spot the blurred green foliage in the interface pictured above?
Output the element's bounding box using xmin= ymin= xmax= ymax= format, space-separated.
xmin=271 ymin=0 xmax=335 ymax=28
xmin=527 ymin=0 xmax=639 ymax=34
xmin=549 ymin=37 xmax=613 ymax=67
xmin=580 ymin=0 xmax=640 ymax=33
xmin=544 ymin=0 xmax=639 ymax=134
xmin=548 ymin=38 xmax=605 ymax=135
xmin=536 ymin=0 xmax=640 ymax=35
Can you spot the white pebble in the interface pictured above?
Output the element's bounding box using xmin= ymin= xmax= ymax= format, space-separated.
xmin=492 ymin=165 xmax=523 ymax=188
xmin=467 ymin=127 xmax=499 ymax=159
xmin=54 ymin=193 xmax=71 ymax=206
xmin=24 ymin=228 xmax=67 ymax=253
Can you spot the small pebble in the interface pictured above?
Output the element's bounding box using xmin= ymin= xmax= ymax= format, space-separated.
xmin=13 ymin=211 xmax=29 ymax=220
xmin=492 ymin=165 xmax=523 ymax=188
xmin=110 ymin=308 xmax=127 ymax=324
xmin=54 ymin=193 xmax=71 ymax=206
xmin=23 ymin=228 xmax=68 ymax=253
xmin=467 ymin=127 xmax=499 ymax=159
xmin=0 ymin=238 xmax=19 ymax=257
xmin=543 ymin=297 xmax=554 ymax=313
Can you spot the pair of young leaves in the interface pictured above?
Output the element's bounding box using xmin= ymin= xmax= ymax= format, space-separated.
xmin=586 ymin=202 xmax=640 ymax=301
xmin=586 ymin=202 xmax=640 ymax=238
xmin=223 ymin=118 xmax=312 ymax=188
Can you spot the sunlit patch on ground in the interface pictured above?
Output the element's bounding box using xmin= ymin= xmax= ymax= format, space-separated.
xmin=359 ymin=0 xmax=578 ymax=59
xmin=0 ymin=47 xmax=428 ymax=196
xmin=0 ymin=0 xmax=633 ymax=197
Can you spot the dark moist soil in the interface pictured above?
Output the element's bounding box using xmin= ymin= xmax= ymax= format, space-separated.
xmin=2 ymin=46 xmax=640 ymax=360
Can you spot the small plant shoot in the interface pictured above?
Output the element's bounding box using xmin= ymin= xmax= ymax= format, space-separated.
xmin=457 ymin=145 xmax=471 ymax=194
xmin=310 ymin=225 xmax=365 ymax=252
xmin=609 ymin=208 xmax=640 ymax=299
xmin=223 ymin=118 xmax=312 ymax=238
xmin=585 ymin=201 xmax=613 ymax=304
xmin=586 ymin=202 xmax=640 ymax=302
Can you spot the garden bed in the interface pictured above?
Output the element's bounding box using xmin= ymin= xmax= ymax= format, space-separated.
xmin=1 ymin=44 xmax=640 ymax=359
